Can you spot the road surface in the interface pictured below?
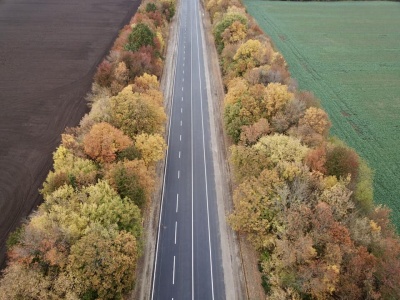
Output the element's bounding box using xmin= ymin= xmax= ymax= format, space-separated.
xmin=151 ymin=0 xmax=226 ymax=298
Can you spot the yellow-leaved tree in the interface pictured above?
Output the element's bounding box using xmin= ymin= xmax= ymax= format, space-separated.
xmin=41 ymin=146 xmax=98 ymax=196
xmin=233 ymin=39 xmax=266 ymax=76
xmin=135 ymin=133 xmax=167 ymax=166
xmin=263 ymin=82 xmax=293 ymax=117
xmin=229 ymin=168 xmax=284 ymax=250
xmin=221 ymin=20 xmax=247 ymax=45
xmin=109 ymin=85 xmax=166 ymax=138
xmin=67 ymin=228 xmax=138 ymax=299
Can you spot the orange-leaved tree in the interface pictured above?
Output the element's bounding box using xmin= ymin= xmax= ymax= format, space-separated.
xmin=83 ymin=122 xmax=133 ymax=163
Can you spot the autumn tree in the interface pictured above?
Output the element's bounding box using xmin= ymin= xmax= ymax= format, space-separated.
xmin=224 ymin=77 xmax=249 ymax=106
xmin=224 ymin=101 xmax=246 ymax=143
xmin=239 ymin=118 xmax=270 ymax=145
xmin=221 ymin=20 xmax=247 ymax=46
xmin=146 ymin=2 xmax=157 ymax=12
xmin=120 ymin=45 xmax=163 ymax=79
xmin=263 ymin=53 xmax=291 ymax=85
xmin=325 ymin=143 xmax=359 ymax=184
xmin=160 ymin=0 xmax=175 ymax=22
xmin=135 ymin=133 xmax=166 ymax=166
xmin=213 ymin=11 xmax=248 ymax=53
xmin=110 ymin=61 xmax=129 ymax=95
xmin=41 ymin=146 xmax=98 ymax=196
xmin=83 ymin=122 xmax=133 ymax=163
xmin=335 ymin=246 xmax=379 ymax=299
xmin=109 ymin=85 xmax=166 ymax=138
xmin=232 ymin=39 xmax=268 ymax=77
xmin=224 ymin=79 xmax=268 ymax=143
xmin=40 ymin=182 xmax=142 ymax=241
xmin=82 ymin=84 xmax=112 ymax=129
xmin=305 ymin=144 xmax=327 ymax=174
xmin=299 ymin=107 xmax=331 ymax=136
xmin=262 ymin=202 xmax=355 ymax=299
xmin=229 ymin=168 xmax=284 ymax=250
xmin=106 ymin=159 xmax=155 ymax=209
xmin=319 ymin=178 xmax=354 ymax=221
xmin=281 ymin=97 xmax=307 ymax=129
xmin=125 ymin=23 xmax=155 ymax=52
xmin=354 ymin=159 xmax=374 ymax=213
xmin=132 ymin=72 xmax=160 ymax=93
xmin=0 ymin=263 xmax=60 ymax=299
xmin=230 ymin=144 xmax=271 ymax=182
xmin=94 ymin=61 xmax=113 ymax=88
xmin=252 ymin=134 xmax=308 ymax=182
xmin=254 ymin=134 xmax=308 ymax=166
xmin=67 ymin=228 xmax=138 ymax=300
xmin=263 ymin=82 xmax=293 ymax=118
xmin=293 ymin=107 xmax=331 ymax=147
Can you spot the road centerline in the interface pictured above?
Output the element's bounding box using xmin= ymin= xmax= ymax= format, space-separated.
xmin=173 ymin=256 xmax=176 ymax=285
xmin=175 ymin=221 xmax=177 ymax=244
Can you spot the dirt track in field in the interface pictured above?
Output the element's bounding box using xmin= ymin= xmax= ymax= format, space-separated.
xmin=0 ymin=0 xmax=140 ymax=268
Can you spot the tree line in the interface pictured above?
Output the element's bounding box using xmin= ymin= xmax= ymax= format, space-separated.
xmin=206 ymin=0 xmax=400 ymax=298
xmin=0 ymin=0 xmax=175 ymax=299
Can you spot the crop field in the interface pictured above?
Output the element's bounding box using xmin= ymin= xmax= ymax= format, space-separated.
xmin=243 ymin=1 xmax=400 ymax=227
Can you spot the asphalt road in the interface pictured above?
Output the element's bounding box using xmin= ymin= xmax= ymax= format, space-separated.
xmin=151 ymin=0 xmax=226 ymax=298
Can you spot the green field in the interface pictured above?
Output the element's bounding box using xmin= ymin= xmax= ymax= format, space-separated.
xmin=243 ymin=1 xmax=400 ymax=226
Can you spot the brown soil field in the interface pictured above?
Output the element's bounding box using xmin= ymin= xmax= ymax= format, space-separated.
xmin=0 ymin=0 xmax=140 ymax=268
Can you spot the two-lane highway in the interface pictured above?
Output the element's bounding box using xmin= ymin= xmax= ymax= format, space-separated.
xmin=151 ymin=0 xmax=226 ymax=298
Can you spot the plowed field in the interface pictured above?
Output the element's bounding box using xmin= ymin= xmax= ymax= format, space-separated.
xmin=0 ymin=0 xmax=140 ymax=267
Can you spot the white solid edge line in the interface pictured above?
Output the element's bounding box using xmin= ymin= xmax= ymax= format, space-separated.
xmin=150 ymin=0 xmax=182 ymax=298
xmin=190 ymin=3 xmax=194 ymax=299
xmin=195 ymin=0 xmax=215 ymax=298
